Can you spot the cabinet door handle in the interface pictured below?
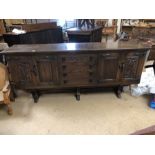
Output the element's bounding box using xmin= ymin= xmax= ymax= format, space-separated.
xmin=32 ymin=65 xmax=37 ymax=76
xmin=63 ymin=80 xmax=68 ymax=84
xmin=62 ymin=57 xmax=66 ymax=61
xmin=62 ymin=65 xmax=66 ymax=70
xmin=89 ymin=79 xmax=93 ymax=83
xmin=63 ymin=73 xmax=67 ymax=77
xmin=119 ymin=63 xmax=125 ymax=72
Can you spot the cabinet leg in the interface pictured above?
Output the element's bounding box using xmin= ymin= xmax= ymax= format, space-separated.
xmin=115 ymin=86 xmax=123 ymax=98
xmin=11 ymin=85 xmax=18 ymax=98
xmin=75 ymin=88 xmax=80 ymax=101
xmin=10 ymin=85 xmax=17 ymax=102
xmin=153 ymin=61 xmax=155 ymax=72
xmin=32 ymin=91 xmax=39 ymax=103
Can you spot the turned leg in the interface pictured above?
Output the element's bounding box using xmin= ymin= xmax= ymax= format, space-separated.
xmin=32 ymin=91 xmax=39 ymax=103
xmin=7 ymin=104 xmax=13 ymax=115
xmin=75 ymin=88 xmax=80 ymax=101
xmin=115 ymin=86 xmax=123 ymax=98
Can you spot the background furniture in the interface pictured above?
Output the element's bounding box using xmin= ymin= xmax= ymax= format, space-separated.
xmin=0 ymin=20 xmax=5 ymax=35
xmin=0 ymin=63 xmax=12 ymax=115
xmin=132 ymin=26 xmax=155 ymax=39
xmin=1 ymin=41 xmax=149 ymax=102
xmin=3 ymin=26 xmax=63 ymax=46
xmin=66 ymin=26 xmax=103 ymax=42
xmin=121 ymin=25 xmax=133 ymax=37
xmin=5 ymin=22 xmax=57 ymax=32
xmin=77 ymin=19 xmax=95 ymax=28
xmin=0 ymin=43 xmax=9 ymax=63
xmin=122 ymin=24 xmax=155 ymax=68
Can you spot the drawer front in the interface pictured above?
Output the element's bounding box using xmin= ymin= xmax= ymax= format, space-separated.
xmin=60 ymin=54 xmax=98 ymax=86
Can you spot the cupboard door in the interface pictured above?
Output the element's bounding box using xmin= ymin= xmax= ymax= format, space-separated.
xmin=98 ymin=53 xmax=120 ymax=84
xmin=7 ymin=56 xmax=38 ymax=88
xmin=121 ymin=51 xmax=147 ymax=83
xmin=60 ymin=54 xmax=98 ymax=86
xmin=35 ymin=55 xmax=60 ymax=86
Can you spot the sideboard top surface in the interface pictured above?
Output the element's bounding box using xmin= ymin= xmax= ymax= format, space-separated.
xmin=2 ymin=39 xmax=150 ymax=54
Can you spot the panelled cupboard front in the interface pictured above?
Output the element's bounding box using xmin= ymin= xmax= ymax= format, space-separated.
xmin=2 ymin=42 xmax=150 ymax=102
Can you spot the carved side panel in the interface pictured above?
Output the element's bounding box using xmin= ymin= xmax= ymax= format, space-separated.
xmin=123 ymin=57 xmax=139 ymax=79
xmin=122 ymin=52 xmax=147 ymax=82
xmin=7 ymin=56 xmax=38 ymax=87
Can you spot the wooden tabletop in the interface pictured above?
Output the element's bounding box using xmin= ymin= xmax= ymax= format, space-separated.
xmin=1 ymin=40 xmax=150 ymax=54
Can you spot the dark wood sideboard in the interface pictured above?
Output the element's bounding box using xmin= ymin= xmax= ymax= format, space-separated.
xmin=1 ymin=41 xmax=150 ymax=102
xmin=66 ymin=26 xmax=103 ymax=42
xmin=3 ymin=27 xmax=63 ymax=46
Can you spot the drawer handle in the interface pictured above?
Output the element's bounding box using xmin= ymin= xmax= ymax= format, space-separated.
xmin=89 ymin=56 xmax=93 ymax=61
xmin=62 ymin=65 xmax=66 ymax=69
xmin=89 ymin=79 xmax=93 ymax=83
xmin=119 ymin=63 xmax=125 ymax=72
xmin=62 ymin=57 xmax=66 ymax=61
xmin=32 ymin=65 xmax=37 ymax=76
xmin=89 ymin=65 xmax=93 ymax=69
xmin=63 ymin=73 xmax=67 ymax=77
xmin=89 ymin=72 xmax=93 ymax=76
xmin=63 ymin=80 xmax=68 ymax=84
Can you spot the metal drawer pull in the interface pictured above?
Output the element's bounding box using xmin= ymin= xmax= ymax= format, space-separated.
xmin=63 ymin=73 xmax=67 ymax=77
xmin=89 ymin=72 xmax=93 ymax=76
xmin=89 ymin=79 xmax=93 ymax=83
xmin=119 ymin=63 xmax=125 ymax=72
xmin=32 ymin=65 xmax=37 ymax=76
xmin=62 ymin=57 xmax=66 ymax=61
xmin=89 ymin=65 xmax=93 ymax=69
xmin=63 ymin=80 xmax=68 ymax=84
xmin=62 ymin=65 xmax=66 ymax=69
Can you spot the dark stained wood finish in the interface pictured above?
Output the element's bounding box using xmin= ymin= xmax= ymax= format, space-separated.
xmin=1 ymin=41 xmax=150 ymax=102
xmin=98 ymin=53 xmax=120 ymax=84
xmin=21 ymin=22 xmax=57 ymax=32
xmin=66 ymin=26 xmax=103 ymax=42
xmin=3 ymin=27 xmax=63 ymax=46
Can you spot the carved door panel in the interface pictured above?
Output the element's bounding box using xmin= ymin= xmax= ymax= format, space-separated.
xmin=35 ymin=55 xmax=60 ymax=86
xmin=7 ymin=56 xmax=38 ymax=88
xmin=98 ymin=53 xmax=120 ymax=84
xmin=60 ymin=54 xmax=98 ymax=86
xmin=121 ymin=51 xmax=147 ymax=83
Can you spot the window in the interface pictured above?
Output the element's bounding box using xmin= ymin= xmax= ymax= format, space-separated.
xmin=57 ymin=19 xmax=76 ymax=30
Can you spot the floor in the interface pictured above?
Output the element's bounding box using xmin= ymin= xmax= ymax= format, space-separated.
xmin=0 ymin=89 xmax=155 ymax=135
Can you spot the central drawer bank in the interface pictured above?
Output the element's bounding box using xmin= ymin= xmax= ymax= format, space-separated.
xmin=1 ymin=41 xmax=150 ymax=102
